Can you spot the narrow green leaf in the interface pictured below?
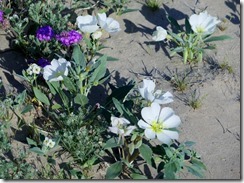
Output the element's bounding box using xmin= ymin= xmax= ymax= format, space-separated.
xmin=184 ymin=141 xmax=196 ymax=147
xmin=128 ymin=143 xmax=135 ymax=155
xmin=164 ymin=161 xmax=176 ymax=179
xmin=186 ymin=165 xmax=204 ymax=178
xmin=204 ymin=35 xmax=232 ymax=43
xmin=29 ymin=147 xmax=45 ymax=155
xmin=89 ymin=55 xmax=107 ymax=83
xmin=139 ymin=143 xmax=153 ymax=165
xmin=33 ymin=87 xmax=50 ymax=105
xmin=26 ymin=137 xmax=37 ymax=146
xmin=112 ymin=97 xmax=124 ymax=115
xmin=191 ymin=157 xmax=207 ymax=170
xmin=105 ymin=161 xmax=122 ymax=179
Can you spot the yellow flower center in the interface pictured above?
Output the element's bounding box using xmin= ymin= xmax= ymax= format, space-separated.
xmin=151 ymin=120 xmax=164 ymax=133
xmin=196 ymin=26 xmax=205 ymax=33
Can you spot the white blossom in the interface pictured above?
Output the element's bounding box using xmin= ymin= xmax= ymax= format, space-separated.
xmin=189 ymin=11 xmax=221 ymax=35
xmin=138 ymin=102 xmax=181 ymax=145
xmin=43 ymin=58 xmax=71 ymax=82
xmin=109 ymin=116 xmax=136 ymax=136
xmin=97 ymin=13 xmax=121 ymax=34
xmin=139 ymin=79 xmax=173 ymax=104
xmin=76 ymin=15 xmax=99 ymax=33
xmin=152 ymin=26 xmax=168 ymax=41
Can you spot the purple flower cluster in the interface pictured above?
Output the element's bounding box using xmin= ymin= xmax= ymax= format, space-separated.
xmin=37 ymin=58 xmax=50 ymax=68
xmin=56 ymin=30 xmax=82 ymax=46
xmin=0 ymin=10 xmax=4 ymax=23
xmin=36 ymin=25 xmax=54 ymax=41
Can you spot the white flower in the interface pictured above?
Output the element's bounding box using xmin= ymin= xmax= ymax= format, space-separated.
xmin=109 ymin=116 xmax=136 ymax=136
xmin=139 ymin=79 xmax=173 ymax=104
xmin=152 ymin=26 xmax=168 ymax=41
xmin=92 ymin=30 xmax=102 ymax=39
xmin=26 ymin=63 xmax=41 ymax=75
xmin=189 ymin=11 xmax=221 ymax=35
xmin=43 ymin=58 xmax=71 ymax=82
xmin=138 ymin=102 xmax=181 ymax=145
xmin=97 ymin=13 xmax=121 ymax=34
xmin=32 ymin=64 xmax=41 ymax=74
xmin=43 ymin=137 xmax=55 ymax=148
xmin=76 ymin=15 xmax=99 ymax=33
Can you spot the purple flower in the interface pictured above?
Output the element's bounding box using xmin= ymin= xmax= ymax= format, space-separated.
xmin=0 ymin=10 xmax=4 ymax=23
xmin=56 ymin=30 xmax=82 ymax=46
xmin=37 ymin=58 xmax=50 ymax=68
xmin=36 ymin=26 xmax=54 ymax=41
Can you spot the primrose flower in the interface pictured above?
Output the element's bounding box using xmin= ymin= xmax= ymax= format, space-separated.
xmin=26 ymin=63 xmax=41 ymax=75
xmin=43 ymin=137 xmax=55 ymax=149
xmin=76 ymin=15 xmax=99 ymax=33
xmin=36 ymin=25 xmax=54 ymax=41
xmin=152 ymin=26 xmax=168 ymax=41
xmin=189 ymin=11 xmax=221 ymax=35
xmin=56 ymin=30 xmax=82 ymax=46
xmin=109 ymin=116 xmax=136 ymax=136
xmin=138 ymin=102 xmax=181 ymax=145
xmin=139 ymin=79 xmax=173 ymax=105
xmin=43 ymin=58 xmax=71 ymax=82
xmin=97 ymin=13 xmax=121 ymax=34
xmin=0 ymin=10 xmax=4 ymax=23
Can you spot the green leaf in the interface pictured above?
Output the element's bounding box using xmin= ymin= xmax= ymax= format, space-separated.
xmin=47 ymin=82 xmax=59 ymax=95
xmin=191 ymin=157 xmax=207 ymax=170
xmin=89 ymin=55 xmax=107 ymax=83
xmin=134 ymin=139 xmax=142 ymax=149
xmin=128 ymin=143 xmax=135 ymax=155
xmin=105 ymin=161 xmax=122 ymax=179
xmin=26 ymin=137 xmax=37 ymax=146
xmin=33 ymin=87 xmax=50 ymax=105
xmin=57 ymin=89 xmax=69 ymax=108
xmin=139 ymin=143 xmax=153 ymax=165
xmin=112 ymin=97 xmax=124 ymax=115
xmin=4 ymin=8 xmax=12 ymax=15
xmin=29 ymin=147 xmax=45 ymax=155
xmin=164 ymin=161 xmax=176 ymax=179
xmin=51 ymin=104 xmax=62 ymax=110
xmin=185 ymin=165 xmax=204 ymax=178
xmin=104 ymin=138 xmax=122 ymax=149
xmin=74 ymin=93 xmax=88 ymax=106
xmin=168 ymin=31 xmax=184 ymax=43
xmin=167 ymin=16 xmax=182 ymax=32
xmin=121 ymin=8 xmax=139 ymax=15
xmin=204 ymin=35 xmax=232 ymax=43
xmin=72 ymin=45 xmax=86 ymax=70
xmin=21 ymin=104 xmax=33 ymax=114
xmin=130 ymin=173 xmax=147 ymax=179
xmin=63 ymin=76 xmax=76 ymax=92
xmin=184 ymin=141 xmax=196 ymax=147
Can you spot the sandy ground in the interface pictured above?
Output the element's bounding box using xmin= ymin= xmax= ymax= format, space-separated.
xmin=0 ymin=0 xmax=241 ymax=179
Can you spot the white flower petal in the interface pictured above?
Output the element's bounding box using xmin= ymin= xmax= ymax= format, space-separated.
xmin=124 ymin=126 xmax=136 ymax=136
xmin=109 ymin=126 xmax=119 ymax=134
xmin=163 ymin=130 xmax=179 ymax=140
xmin=97 ymin=13 xmax=107 ymax=28
xmin=157 ymin=132 xmax=172 ymax=144
xmin=163 ymin=115 xmax=181 ymax=128
xmin=145 ymin=128 xmax=156 ymax=139
xmin=152 ymin=26 xmax=167 ymax=41
xmin=154 ymin=91 xmax=174 ymax=104
xmin=141 ymin=102 xmax=161 ymax=124
xmin=138 ymin=119 xmax=151 ymax=129
xmin=159 ymin=107 xmax=174 ymax=122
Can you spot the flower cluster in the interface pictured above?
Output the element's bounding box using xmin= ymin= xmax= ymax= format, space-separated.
xmin=108 ymin=116 xmax=136 ymax=137
xmin=76 ymin=13 xmax=121 ymax=35
xmin=0 ymin=10 xmax=4 ymax=23
xmin=26 ymin=63 xmax=41 ymax=76
xmin=43 ymin=137 xmax=55 ymax=149
xmin=36 ymin=25 xmax=55 ymax=41
xmin=56 ymin=30 xmax=82 ymax=46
